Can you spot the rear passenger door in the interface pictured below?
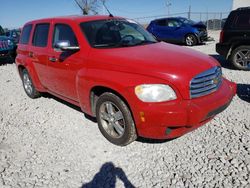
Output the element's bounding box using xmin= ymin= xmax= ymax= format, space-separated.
xmin=46 ymin=23 xmax=80 ymax=101
xmin=29 ymin=23 xmax=51 ymax=86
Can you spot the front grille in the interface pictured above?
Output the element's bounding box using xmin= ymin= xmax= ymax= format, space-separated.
xmin=0 ymin=40 xmax=9 ymax=50
xmin=190 ymin=66 xmax=222 ymax=99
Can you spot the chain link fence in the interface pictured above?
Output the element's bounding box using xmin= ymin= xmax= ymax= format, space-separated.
xmin=134 ymin=12 xmax=229 ymax=30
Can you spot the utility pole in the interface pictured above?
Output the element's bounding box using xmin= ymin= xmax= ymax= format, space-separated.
xmin=165 ymin=0 xmax=172 ymax=16
xmin=188 ymin=5 xmax=191 ymax=19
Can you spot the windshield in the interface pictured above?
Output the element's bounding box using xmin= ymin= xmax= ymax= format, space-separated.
xmin=80 ymin=19 xmax=157 ymax=48
xmin=179 ymin=18 xmax=196 ymax=25
xmin=0 ymin=26 xmax=4 ymax=36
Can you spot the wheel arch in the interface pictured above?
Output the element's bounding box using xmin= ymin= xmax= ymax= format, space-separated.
xmin=227 ymin=43 xmax=250 ymax=59
xmin=89 ymin=85 xmax=133 ymax=118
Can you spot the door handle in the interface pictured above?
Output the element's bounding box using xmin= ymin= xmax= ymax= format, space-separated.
xmin=49 ymin=57 xmax=58 ymax=62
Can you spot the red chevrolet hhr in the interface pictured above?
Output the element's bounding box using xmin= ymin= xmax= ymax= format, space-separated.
xmin=16 ymin=15 xmax=236 ymax=146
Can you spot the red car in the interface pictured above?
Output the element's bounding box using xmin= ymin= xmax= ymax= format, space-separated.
xmin=16 ymin=16 xmax=236 ymax=146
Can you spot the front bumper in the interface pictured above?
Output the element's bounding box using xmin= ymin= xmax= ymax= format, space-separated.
xmin=133 ymin=78 xmax=236 ymax=139
xmin=0 ymin=50 xmax=13 ymax=59
xmin=197 ymin=31 xmax=208 ymax=43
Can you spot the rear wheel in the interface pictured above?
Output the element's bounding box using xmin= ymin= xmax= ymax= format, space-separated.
xmin=231 ymin=46 xmax=250 ymax=70
xmin=185 ymin=34 xmax=197 ymax=46
xmin=22 ymin=69 xmax=41 ymax=98
xmin=96 ymin=92 xmax=137 ymax=146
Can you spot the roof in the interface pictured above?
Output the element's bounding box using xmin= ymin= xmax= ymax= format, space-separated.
xmin=152 ymin=17 xmax=187 ymax=22
xmin=24 ymin=15 xmax=123 ymax=25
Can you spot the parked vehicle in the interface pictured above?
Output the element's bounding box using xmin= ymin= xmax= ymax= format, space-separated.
xmin=5 ymin=29 xmax=21 ymax=44
xmin=147 ymin=17 xmax=208 ymax=46
xmin=216 ymin=7 xmax=250 ymax=70
xmin=16 ymin=16 xmax=236 ymax=146
xmin=0 ymin=25 xmax=15 ymax=62
xmin=4 ymin=29 xmax=21 ymax=59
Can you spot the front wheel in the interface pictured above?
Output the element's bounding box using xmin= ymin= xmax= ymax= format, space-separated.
xmin=21 ymin=69 xmax=41 ymax=98
xmin=96 ymin=92 xmax=137 ymax=146
xmin=185 ymin=34 xmax=198 ymax=46
xmin=231 ymin=46 xmax=250 ymax=70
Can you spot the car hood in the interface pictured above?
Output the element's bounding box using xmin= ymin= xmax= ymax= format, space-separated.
xmin=90 ymin=42 xmax=219 ymax=99
xmin=192 ymin=22 xmax=206 ymax=29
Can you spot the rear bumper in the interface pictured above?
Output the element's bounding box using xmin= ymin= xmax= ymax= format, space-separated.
xmin=216 ymin=43 xmax=230 ymax=58
xmin=134 ymin=78 xmax=236 ymax=139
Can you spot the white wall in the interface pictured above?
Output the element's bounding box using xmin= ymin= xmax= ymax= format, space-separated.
xmin=232 ymin=0 xmax=250 ymax=10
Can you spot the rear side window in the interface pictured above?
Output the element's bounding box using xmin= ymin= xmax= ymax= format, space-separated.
xmin=156 ymin=19 xmax=167 ymax=26
xmin=52 ymin=24 xmax=78 ymax=47
xmin=20 ymin=24 xmax=32 ymax=44
xmin=32 ymin=23 xmax=50 ymax=47
xmin=234 ymin=13 xmax=250 ymax=29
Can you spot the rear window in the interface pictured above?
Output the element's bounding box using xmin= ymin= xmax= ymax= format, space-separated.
xmin=20 ymin=24 xmax=32 ymax=44
xmin=32 ymin=23 xmax=50 ymax=47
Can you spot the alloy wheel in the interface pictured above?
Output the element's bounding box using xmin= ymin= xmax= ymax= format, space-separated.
xmin=99 ymin=101 xmax=125 ymax=139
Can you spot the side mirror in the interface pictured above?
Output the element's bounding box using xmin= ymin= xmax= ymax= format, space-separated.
xmin=54 ymin=40 xmax=80 ymax=51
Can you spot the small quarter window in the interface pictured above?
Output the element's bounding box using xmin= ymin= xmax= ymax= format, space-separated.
xmin=32 ymin=23 xmax=50 ymax=47
xmin=20 ymin=24 xmax=32 ymax=44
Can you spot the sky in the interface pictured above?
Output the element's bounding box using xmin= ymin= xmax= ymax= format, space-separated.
xmin=0 ymin=0 xmax=233 ymax=28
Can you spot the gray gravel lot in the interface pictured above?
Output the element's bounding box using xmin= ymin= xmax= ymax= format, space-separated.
xmin=0 ymin=31 xmax=249 ymax=188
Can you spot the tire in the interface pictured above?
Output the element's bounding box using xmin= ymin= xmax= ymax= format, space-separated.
xmin=96 ymin=92 xmax=137 ymax=146
xmin=21 ymin=69 xmax=41 ymax=98
xmin=185 ymin=34 xmax=198 ymax=46
xmin=231 ymin=46 xmax=250 ymax=71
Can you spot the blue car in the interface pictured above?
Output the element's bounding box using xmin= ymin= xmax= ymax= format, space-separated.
xmin=147 ymin=17 xmax=208 ymax=46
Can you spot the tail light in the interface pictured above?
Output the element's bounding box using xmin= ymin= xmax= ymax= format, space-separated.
xmin=219 ymin=30 xmax=224 ymax=43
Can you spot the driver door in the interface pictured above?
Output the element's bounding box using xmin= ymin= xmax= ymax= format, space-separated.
xmin=46 ymin=23 xmax=81 ymax=101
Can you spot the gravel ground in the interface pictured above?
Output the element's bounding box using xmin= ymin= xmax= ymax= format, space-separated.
xmin=0 ymin=31 xmax=249 ymax=188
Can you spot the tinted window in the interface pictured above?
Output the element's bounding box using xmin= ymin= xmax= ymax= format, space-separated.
xmin=0 ymin=26 xmax=4 ymax=35
xmin=167 ymin=19 xmax=182 ymax=27
xmin=234 ymin=13 xmax=250 ymax=29
xmin=20 ymin=24 xmax=32 ymax=44
xmin=156 ymin=19 xmax=167 ymax=26
xmin=80 ymin=19 xmax=156 ymax=48
xmin=32 ymin=23 xmax=50 ymax=47
xmin=52 ymin=24 xmax=78 ymax=47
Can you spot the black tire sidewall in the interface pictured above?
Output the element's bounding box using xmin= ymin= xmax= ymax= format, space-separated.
xmin=96 ymin=93 xmax=136 ymax=146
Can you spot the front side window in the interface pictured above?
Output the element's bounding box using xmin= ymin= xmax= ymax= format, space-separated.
xmin=52 ymin=24 xmax=78 ymax=48
xmin=20 ymin=24 xmax=32 ymax=44
xmin=80 ymin=19 xmax=156 ymax=48
xmin=32 ymin=23 xmax=50 ymax=47
xmin=167 ymin=19 xmax=182 ymax=27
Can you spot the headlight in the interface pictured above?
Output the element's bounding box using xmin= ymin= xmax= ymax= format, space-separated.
xmin=135 ymin=84 xmax=177 ymax=102
xmin=7 ymin=40 xmax=13 ymax=46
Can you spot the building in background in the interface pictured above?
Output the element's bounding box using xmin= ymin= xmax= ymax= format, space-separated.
xmin=232 ymin=0 xmax=250 ymax=10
